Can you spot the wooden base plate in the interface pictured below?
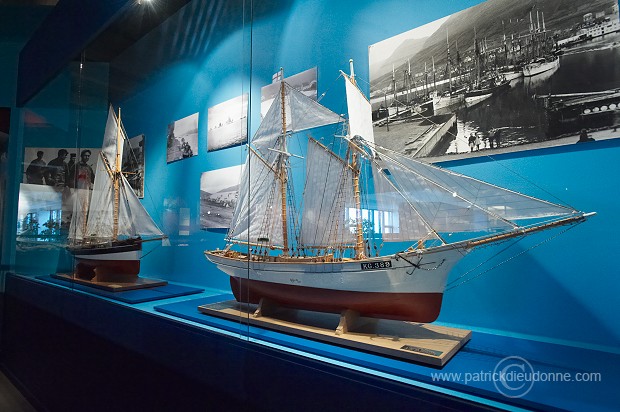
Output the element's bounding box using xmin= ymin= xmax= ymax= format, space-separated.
xmin=52 ymin=273 xmax=168 ymax=292
xmin=199 ymin=300 xmax=470 ymax=367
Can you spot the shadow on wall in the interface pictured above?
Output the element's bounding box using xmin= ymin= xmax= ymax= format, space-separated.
xmin=108 ymin=0 xmax=293 ymax=102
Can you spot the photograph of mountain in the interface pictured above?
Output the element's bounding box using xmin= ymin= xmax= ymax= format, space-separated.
xmin=200 ymin=164 xmax=243 ymax=229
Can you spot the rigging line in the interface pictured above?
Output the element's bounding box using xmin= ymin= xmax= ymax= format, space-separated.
xmin=470 ymin=151 xmax=579 ymax=210
xmin=243 ymin=0 xmax=253 ymax=269
xmin=305 ymin=138 xmax=351 ymax=251
xmin=317 ymin=72 xmax=344 ymax=103
xmin=140 ymin=240 xmax=164 ymax=260
xmin=286 ymin=173 xmax=300 ymax=249
xmin=445 ymin=223 xmax=580 ymax=291
xmin=445 ymin=235 xmax=526 ymax=288
xmin=312 ymin=142 xmax=335 ymax=248
xmin=225 ymin=149 xmax=246 ymax=241
xmin=118 ymin=180 xmax=138 ymax=236
xmin=369 ymin=154 xmax=446 ymax=243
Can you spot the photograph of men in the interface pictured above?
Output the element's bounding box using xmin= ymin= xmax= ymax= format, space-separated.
xmin=68 ymin=149 xmax=95 ymax=189
xmin=46 ymin=149 xmax=69 ymax=187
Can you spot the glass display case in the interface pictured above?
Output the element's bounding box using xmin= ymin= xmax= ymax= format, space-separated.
xmin=2 ymin=0 xmax=619 ymax=410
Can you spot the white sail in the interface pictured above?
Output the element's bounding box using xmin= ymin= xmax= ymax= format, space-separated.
xmin=371 ymin=163 xmax=439 ymax=242
xmin=68 ymin=188 xmax=91 ymax=241
xmin=75 ymin=106 xmax=164 ymax=241
xmin=252 ymin=82 xmax=342 ymax=161
xmin=300 ymin=138 xmax=356 ymax=248
xmin=344 ymin=73 xmax=375 ymax=144
xmin=372 ymin=145 xmax=578 ymax=237
xmin=83 ymin=107 xmax=123 ymax=239
xmin=228 ymin=148 xmax=283 ymax=247
xmin=117 ymin=172 xmax=164 ymax=239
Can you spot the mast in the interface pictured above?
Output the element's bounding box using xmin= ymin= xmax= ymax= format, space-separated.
xmin=432 ymin=56 xmax=436 ymax=91
xmin=351 ymin=152 xmax=365 ymax=259
xmin=391 ymin=64 xmax=397 ymax=111
xmin=113 ymin=107 xmax=122 ymax=240
xmin=278 ymin=69 xmax=289 ymax=256
xmin=446 ymin=30 xmax=452 ymax=92
xmin=346 ymin=60 xmax=366 ymax=259
xmin=424 ymin=62 xmax=428 ymax=96
xmin=474 ymin=28 xmax=481 ymax=87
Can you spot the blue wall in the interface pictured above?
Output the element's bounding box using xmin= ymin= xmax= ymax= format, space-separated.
xmin=13 ymin=0 xmax=619 ymax=351
xmin=439 ymin=142 xmax=620 ymax=350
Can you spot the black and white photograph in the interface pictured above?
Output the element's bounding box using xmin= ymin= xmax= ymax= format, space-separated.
xmin=123 ymin=134 xmax=145 ymax=198
xmin=207 ymin=94 xmax=248 ymax=152
xmin=199 ymin=165 xmax=243 ymax=229
xmin=167 ymin=112 xmax=199 ymax=163
xmin=23 ymin=146 xmax=100 ymax=189
xmin=17 ymin=183 xmax=64 ymax=242
xmin=261 ymin=66 xmax=318 ymax=117
xmin=369 ymin=0 xmax=620 ymax=160
xmin=21 ymin=146 xmax=100 ymax=239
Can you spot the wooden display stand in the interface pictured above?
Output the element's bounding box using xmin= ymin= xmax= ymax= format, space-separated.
xmin=52 ymin=272 xmax=167 ymax=292
xmin=199 ymin=299 xmax=471 ymax=367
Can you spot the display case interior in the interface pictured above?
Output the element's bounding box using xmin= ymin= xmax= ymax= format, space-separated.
xmin=3 ymin=0 xmax=620 ymax=410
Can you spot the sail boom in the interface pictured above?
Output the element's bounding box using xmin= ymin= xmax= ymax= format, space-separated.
xmin=309 ymin=137 xmax=351 ymax=169
xmin=226 ymin=239 xmax=285 ymax=250
xmin=299 ymin=244 xmax=356 ymax=249
xmin=249 ymin=145 xmax=279 ymax=175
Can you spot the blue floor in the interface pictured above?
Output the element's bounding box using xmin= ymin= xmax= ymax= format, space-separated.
xmin=155 ymin=296 xmax=620 ymax=411
xmin=37 ymin=275 xmax=204 ymax=304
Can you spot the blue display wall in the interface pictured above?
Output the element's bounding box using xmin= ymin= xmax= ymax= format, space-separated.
xmin=10 ymin=0 xmax=619 ymax=357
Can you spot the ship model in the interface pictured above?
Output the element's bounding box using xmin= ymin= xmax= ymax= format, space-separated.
xmin=522 ymin=8 xmax=560 ymax=77
xmin=205 ymin=61 xmax=593 ymax=323
xmin=67 ymin=106 xmax=166 ymax=283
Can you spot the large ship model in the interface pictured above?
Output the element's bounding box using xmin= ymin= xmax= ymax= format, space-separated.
xmin=67 ymin=106 xmax=166 ymax=283
xmin=205 ymin=61 xmax=592 ymax=323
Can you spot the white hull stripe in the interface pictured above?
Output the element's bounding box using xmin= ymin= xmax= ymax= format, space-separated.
xmin=73 ymin=250 xmax=142 ymax=261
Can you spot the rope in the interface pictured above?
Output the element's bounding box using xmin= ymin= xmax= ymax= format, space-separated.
xmin=445 ymin=235 xmax=526 ymax=288
xmin=445 ymin=223 xmax=581 ymax=291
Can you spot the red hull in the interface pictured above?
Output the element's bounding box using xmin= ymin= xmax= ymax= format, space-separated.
xmin=231 ymin=277 xmax=444 ymax=322
xmin=75 ymin=258 xmax=140 ymax=282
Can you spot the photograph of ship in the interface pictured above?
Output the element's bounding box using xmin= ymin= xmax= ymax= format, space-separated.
xmin=369 ymin=0 xmax=620 ymax=160
xmin=199 ymin=164 xmax=242 ymax=229
xmin=261 ymin=67 xmax=318 ymax=117
xmin=167 ymin=112 xmax=198 ymax=163
xmin=207 ymin=94 xmax=248 ymax=152
xmin=122 ymin=134 xmax=145 ymax=198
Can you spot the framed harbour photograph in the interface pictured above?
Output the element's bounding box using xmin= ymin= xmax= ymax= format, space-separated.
xmin=369 ymin=0 xmax=620 ymax=160
xmin=167 ymin=112 xmax=199 ymax=163
xmin=207 ymin=94 xmax=248 ymax=152
xmin=199 ymin=164 xmax=243 ymax=229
